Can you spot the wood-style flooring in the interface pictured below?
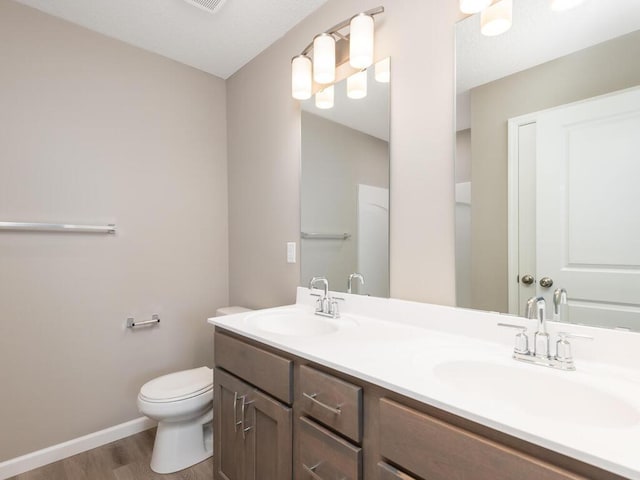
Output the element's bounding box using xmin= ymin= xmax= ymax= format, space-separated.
xmin=8 ymin=428 xmax=213 ymax=480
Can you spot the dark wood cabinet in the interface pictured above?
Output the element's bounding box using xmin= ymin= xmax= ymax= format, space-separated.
xmin=379 ymin=398 xmax=586 ymax=480
xmin=296 ymin=416 xmax=362 ymax=480
xmin=214 ymin=367 xmax=292 ymax=480
xmin=214 ymin=328 xmax=624 ymax=480
xmin=298 ymin=365 xmax=363 ymax=443
xmin=215 ymin=368 xmax=251 ymax=480
xmin=244 ymin=388 xmax=292 ymax=480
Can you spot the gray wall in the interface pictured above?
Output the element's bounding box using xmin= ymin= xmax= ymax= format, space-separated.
xmin=227 ymin=0 xmax=460 ymax=308
xmin=301 ymin=112 xmax=389 ymax=293
xmin=0 ymin=1 xmax=228 ymax=461
xmin=470 ymin=30 xmax=640 ymax=312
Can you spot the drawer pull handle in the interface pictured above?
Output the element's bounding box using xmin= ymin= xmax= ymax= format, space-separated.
xmin=303 ymin=462 xmax=324 ymax=480
xmin=303 ymin=463 xmax=346 ymax=480
xmin=303 ymin=392 xmax=342 ymax=415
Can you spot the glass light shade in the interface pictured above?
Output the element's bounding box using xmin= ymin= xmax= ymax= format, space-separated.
xmin=349 ymin=14 xmax=374 ymax=69
xmin=313 ymin=33 xmax=336 ymax=84
xmin=374 ymin=57 xmax=390 ymax=83
xmin=291 ymin=55 xmax=312 ymax=100
xmin=315 ymin=86 xmax=334 ymax=109
xmin=550 ymin=0 xmax=586 ymax=11
xmin=459 ymin=0 xmax=492 ymax=14
xmin=347 ymin=70 xmax=367 ymax=99
xmin=481 ymin=0 xmax=513 ymax=37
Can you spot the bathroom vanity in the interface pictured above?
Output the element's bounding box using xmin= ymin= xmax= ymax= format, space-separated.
xmin=208 ymin=289 xmax=640 ymax=480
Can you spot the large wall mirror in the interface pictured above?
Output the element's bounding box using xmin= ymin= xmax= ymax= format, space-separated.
xmin=301 ymin=59 xmax=390 ymax=297
xmin=455 ymin=0 xmax=640 ymax=330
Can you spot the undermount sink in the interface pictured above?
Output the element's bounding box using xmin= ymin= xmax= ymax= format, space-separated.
xmin=244 ymin=309 xmax=352 ymax=337
xmin=434 ymin=360 xmax=640 ymax=429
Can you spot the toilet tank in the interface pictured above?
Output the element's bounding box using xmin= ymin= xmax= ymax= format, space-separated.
xmin=216 ymin=306 xmax=251 ymax=316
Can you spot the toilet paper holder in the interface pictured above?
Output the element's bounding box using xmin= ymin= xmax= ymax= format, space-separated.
xmin=127 ymin=314 xmax=160 ymax=328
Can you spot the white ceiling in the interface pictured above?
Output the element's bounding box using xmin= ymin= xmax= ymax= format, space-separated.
xmin=302 ymin=66 xmax=390 ymax=142
xmin=14 ymin=0 xmax=329 ymax=79
xmin=456 ymin=0 xmax=640 ymax=94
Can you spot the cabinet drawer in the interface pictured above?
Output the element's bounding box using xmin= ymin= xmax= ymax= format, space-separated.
xmin=379 ymin=398 xmax=585 ymax=480
xmin=214 ymin=331 xmax=292 ymax=404
xmin=298 ymin=365 xmax=362 ymax=442
xmin=297 ymin=416 xmax=361 ymax=480
xmin=377 ymin=462 xmax=418 ymax=480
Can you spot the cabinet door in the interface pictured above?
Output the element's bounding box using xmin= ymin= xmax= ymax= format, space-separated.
xmin=244 ymin=388 xmax=293 ymax=480
xmin=214 ymin=368 xmax=252 ymax=480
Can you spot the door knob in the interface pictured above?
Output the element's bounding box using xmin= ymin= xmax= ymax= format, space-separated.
xmin=539 ymin=277 xmax=554 ymax=288
xmin=521 ymin=274 xmax=534 ymax=285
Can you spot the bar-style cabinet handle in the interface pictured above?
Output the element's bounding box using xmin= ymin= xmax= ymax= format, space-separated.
xmin=303 ymin=392 xmax=342 ymax=415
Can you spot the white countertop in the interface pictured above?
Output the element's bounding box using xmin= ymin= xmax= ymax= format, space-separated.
xmin=209 ymin=288 xmax=640 ymax=479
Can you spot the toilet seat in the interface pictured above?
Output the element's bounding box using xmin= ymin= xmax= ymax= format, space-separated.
xmin=140 ymin=366 xmax=213 ymax=403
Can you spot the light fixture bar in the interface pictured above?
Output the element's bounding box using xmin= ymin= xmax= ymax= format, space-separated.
xmin=291 ymin=6 xmax=383 ymax=104
xmin=298 ymin=6 xmax=384 ymax=57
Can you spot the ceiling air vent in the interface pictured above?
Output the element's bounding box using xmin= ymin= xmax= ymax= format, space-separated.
xmin=182 ymin=0 xmax=227 ymax=14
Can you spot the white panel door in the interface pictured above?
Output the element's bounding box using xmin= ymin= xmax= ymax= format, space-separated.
xmin=517 ymin=123 xmax=537 ymax=316
xmin=357 ymin=184 xmax=389 ymax=298
xmin=536 ymin=87 xmax=640 ymax=328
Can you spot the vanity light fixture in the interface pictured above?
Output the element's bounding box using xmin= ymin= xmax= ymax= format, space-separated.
xmin=349 ymin=13 xmax=375 ymax=69
xmin=290 ymin=6 xmax=384 ymax=106
xmin=313 ymin=33 xmax=336 ymax=84
xmin=347 ymin=70 xmax=367 ymax=99
xmin=481 ymin=0 xmax=513 ymax=37
xmin=459 ymin=0 xmax=492 ymax=14
xmin=291 ymin=55 xmax=313 ymax=100
xmin=375 ymin=57 xmax=390 ymax=83
xmin=550 ymin=0 xmax=586 ymax=11
xmin=315 ymin=85 xmax=334 ymax=109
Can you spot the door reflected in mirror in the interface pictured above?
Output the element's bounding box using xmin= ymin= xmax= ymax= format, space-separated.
xmin=301 ymin=59 xmax=390 ymax=297
xmin=455 ymin=0 xmax=640 ymax=330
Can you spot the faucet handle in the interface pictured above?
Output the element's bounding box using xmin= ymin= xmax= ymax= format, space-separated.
xmin=497 ymin=323 xmax=529 ymax=355
xmin=555 ymin=332 xmax=593 ymax=363
xmin=329 ymin=299 xmax=340 ymax=318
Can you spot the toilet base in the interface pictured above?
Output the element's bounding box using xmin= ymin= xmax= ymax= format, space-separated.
xmin=150 ymin=408 xmax=213 ymax=474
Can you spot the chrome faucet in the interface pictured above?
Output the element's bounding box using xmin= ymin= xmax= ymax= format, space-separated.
xmin=347 ymin=273 xmax=365 ymax=294
xmin=526 ymin=296 xmax=549 ymax=358
xmin=553 ymin=288 xmax=568 ymax=323
xmin=309 ymin=277 xmax=340 ymax=318
xmin=498 ymin=294 xmax=592 ymax=371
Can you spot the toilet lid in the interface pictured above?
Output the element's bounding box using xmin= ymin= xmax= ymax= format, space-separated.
xmin=140 ymin=367 xmax=213 ymax=402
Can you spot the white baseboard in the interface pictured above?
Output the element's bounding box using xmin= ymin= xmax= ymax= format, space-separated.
xmin=0 ymin=417 xmax=156 ymax=480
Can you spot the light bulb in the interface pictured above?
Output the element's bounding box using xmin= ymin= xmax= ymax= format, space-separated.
xmin=291 ymin=55 xmax=312 ymax=100
xmin=313 ymin=33 xmax=336 ymax=84
xmin=481 ymin=0 xmax=512 ymax=37
xmin=375 ymin=57 xmax=390 ymax=83
xmin=347 ymin=70 xmax=367 ymax=99
xmin=349 ymin=13 xmax=374 ymax=69
xmin=459 ymin=0 xmax=492 ymax=14
xmin=550 ymin=0 xmax=586 ymax=11
xmin=315 ymin=86 xmax=334 ymax=109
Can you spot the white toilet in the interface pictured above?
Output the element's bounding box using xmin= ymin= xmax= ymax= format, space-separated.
xmin=137 ymin=366 xmax=214 ymax=473
xmin=137 ymin=306 xmax=251 ymax=474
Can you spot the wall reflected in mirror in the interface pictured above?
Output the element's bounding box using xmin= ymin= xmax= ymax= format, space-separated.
xmin=455 ymin=0 xmax=640 ymax=330
xmin=301 ymin=60 xmax=390 ymax=297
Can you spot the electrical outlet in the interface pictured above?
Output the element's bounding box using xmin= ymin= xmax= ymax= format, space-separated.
xmin=287 ymin=242 xmax=296 ymax=263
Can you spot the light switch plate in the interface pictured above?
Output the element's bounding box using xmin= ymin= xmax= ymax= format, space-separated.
xmin=287 ymin=242 xmax=296 ymax=263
